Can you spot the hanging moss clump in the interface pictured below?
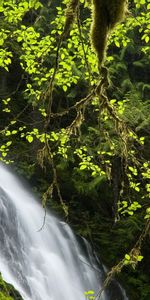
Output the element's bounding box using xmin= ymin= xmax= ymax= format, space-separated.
xmin=64 ymin=0 xmax=79 ymax=36
xmin=90 ymin=0 xmax=128 ymax=67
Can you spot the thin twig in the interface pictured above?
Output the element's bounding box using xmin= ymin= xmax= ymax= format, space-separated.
xmin=95 ymin=220 xmax=150 ymax=299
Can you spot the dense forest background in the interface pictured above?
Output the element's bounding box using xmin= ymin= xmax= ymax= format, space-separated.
xmin=0 ymin=0 xmax=150 ymax=299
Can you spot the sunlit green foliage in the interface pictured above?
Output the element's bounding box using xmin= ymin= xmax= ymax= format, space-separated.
xmin=84 ymin=290 xmax=95 ymax=300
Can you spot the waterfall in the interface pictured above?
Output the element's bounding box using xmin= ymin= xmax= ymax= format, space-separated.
xmin=0 ymin=163 xmax=128 ymax=300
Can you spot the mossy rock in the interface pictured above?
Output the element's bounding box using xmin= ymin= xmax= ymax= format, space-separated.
xmin=0 ymin=273 xmax=23 ymax=300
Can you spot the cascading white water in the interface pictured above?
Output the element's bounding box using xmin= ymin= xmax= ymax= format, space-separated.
xmin=0 ymin=163 xmax=129 ymax=300
xmin=0 ymin=163 xmax=107 ymax=300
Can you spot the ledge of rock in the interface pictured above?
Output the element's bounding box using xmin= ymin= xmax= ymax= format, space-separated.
xmin=0 ymin=273 xmax=23 ymax=300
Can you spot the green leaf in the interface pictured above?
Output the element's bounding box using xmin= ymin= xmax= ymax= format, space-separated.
xmin=5 ymin=131 xmax=11 ymax=136
xmin=63 ymin=85 xmax=67 ymax=92
xmin=12 ymin=130 xmax=17 ymax=134
xmin=115 ymin=40 xmax=120 ymax=47
xmin=80 ymin=164 xmax=87 ymax=170
xmin=2 ymin=152 xmax=7 ymax=157
xmin=6 ymin=141 xmax=12 ymax=146
xmin=145 ymin=36 xmax=149 ymax=43
xmin=17 ymin=36 xmax=23 ymax=42
xmin=26 ymin=135 xmax=33 ymax=143
xmin=87 ymin=290 xmax=94 ymax=295
xmin=137 ymin=255 xmax=143 ymax=262
xmin=125 ymin=254 xmax=130 ymax=261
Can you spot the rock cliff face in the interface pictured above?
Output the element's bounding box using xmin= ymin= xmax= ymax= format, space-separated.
xmin=0 ymin=273 xmax=23 ymax=300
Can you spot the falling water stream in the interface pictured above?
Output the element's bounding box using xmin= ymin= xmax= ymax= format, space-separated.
xmin=0 ymin=163 xmax=128 ymax=300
